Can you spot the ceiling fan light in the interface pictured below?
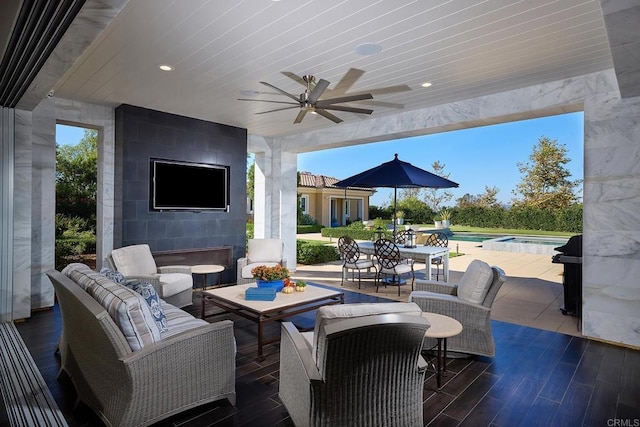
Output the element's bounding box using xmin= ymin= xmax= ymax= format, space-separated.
xmin=158 ymin=64 xmax=174 ymax=71
xmin=355 ymin=43 xmax=382 ymax=56
xmin=421 ymin=81 xmax=433 ymax=88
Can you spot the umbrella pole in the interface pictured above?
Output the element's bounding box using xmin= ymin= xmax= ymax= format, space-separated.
xmin=393 ymin=187 xmax=397 ymax=238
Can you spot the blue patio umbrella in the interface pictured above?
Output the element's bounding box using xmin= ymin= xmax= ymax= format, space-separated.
xmin=334 ymin=154 xmax=459 ymax=236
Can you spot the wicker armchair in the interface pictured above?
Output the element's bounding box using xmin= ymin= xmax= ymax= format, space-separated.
xmin=279 ymin=303 xmax=429 ymax=427
xmin=236 ymin=238 xmax=286 ymax=285
xmin=409 ymin=260 xmax=506 ymax=357
xmin=106 ymin=244 xmax=193 ymax=308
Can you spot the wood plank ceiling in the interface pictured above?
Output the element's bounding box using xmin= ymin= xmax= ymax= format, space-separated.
xmin=51 ymin=0 xmax=613 ymax=138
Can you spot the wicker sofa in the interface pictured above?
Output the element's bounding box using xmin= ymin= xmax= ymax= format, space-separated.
xmin=47 ymin=263 xmax=236 ymax=427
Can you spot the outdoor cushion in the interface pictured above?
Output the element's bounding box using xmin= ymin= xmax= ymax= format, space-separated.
xmin=63 ymin=264 xmax=161 ymax=351
xmin=312 ymin=302 xmax=423 ymax=363
xmin=125 ymin=279 xmax=168 ymax=333
xmin=247 ymin=239 xmax=283 ymax=263
xmin=158 ymin=273 xmax=193 ymax=297
xmin=456 ymin=259 xmax=494 ymax=304
xmin=110 ymin=244 xmax=158 ymax=276
xmin=159 ymin=301 xmax=208 ymax=339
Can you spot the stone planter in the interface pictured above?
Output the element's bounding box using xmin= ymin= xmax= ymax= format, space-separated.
xmin=434 ymin=220 xmax=443 ymax=228
xmin=441 ymin=220 xmax=450 ymax=228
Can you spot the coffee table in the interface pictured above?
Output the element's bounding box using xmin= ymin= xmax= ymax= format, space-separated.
xmin=421 ymin=312 xmax=463 ymax=389
xmin=202 ymin=283 xmax=344 ymax=360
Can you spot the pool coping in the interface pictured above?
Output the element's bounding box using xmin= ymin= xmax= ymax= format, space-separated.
xmin=482 ymin=235 xmax=569 ymax=255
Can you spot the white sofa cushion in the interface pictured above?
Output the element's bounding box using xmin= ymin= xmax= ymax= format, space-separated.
xmin=158 ymin=273 xmax=193 ymax=297
xmin=110 ymin=244 xmax=158 ymax=276
xmin=241 ymin=261 xmax=280 ymax=279
xmin=456 ymin=260 xmax=494 ymax=304
xmin=248 ymin=239 xmax=283 ymax=263
xmin=313 ymin=302 xmax=423 ymax=364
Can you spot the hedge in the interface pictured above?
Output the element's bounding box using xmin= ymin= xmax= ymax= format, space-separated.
xmin=296 ymin=240 xmax=340 ymax=264
xmin=321 ymin=227 xmax=393 ymax=241
xmin=297 ymin=224 xmax=323 ymax=234
xmin=451 ymin=205 xmax=582 ymax=233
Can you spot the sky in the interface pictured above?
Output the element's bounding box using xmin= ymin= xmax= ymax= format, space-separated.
xmin=298 ymin=112 xmax=584 ymax=206
xmin=57 ymin=111 xmax=584 ymax=207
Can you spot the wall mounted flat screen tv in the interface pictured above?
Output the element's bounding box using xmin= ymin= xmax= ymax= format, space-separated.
xmin=151 ymin=159 xmax=229 ymax=211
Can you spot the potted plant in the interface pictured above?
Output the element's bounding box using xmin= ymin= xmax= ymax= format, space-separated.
xmin=251 ymin=264 xmax=290 ymax=292
xmin=433 ymin=214 xmax=442 ymax=229
xmin=395 ymin=210 xmax=405 ymax=225
xmin=439 ymin=209 xmax=452 ymax=228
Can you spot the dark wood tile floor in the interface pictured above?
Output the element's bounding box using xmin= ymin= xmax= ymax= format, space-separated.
xmin=15 ymin=285 xmax=640 ymax=427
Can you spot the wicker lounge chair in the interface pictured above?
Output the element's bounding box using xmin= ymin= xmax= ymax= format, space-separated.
xmin=279 ymin=303 xmax=429 ymax=427
xmin=409 ymin=260 xmax=506 ymax=357
xmin=236 ymin=238 xmax=286 ymax=285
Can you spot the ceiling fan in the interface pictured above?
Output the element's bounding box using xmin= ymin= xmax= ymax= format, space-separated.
xmin=238 ymin=68 xmax=411 ymax=124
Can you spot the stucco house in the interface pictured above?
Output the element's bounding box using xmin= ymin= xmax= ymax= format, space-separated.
xmin=298 ymin=171 xmax=374 ymax=227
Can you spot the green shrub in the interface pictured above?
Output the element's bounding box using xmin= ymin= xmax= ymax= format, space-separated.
xmin=296 ymin=240 xmax=340 ymax=264
xmin=55 ymin=236 xmax=97 ymax=270
xmin=297 ymin=224 xmax=323 ymax=234
xmin=321 ymin=226 xmax=392 ymax=240
xmin=299 ymin=214 xmax=319 ymax=225
xmin=451 ymin=205 xmax=582 ymax=232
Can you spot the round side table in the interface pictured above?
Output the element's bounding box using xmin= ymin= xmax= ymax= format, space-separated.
xmin=191 ymin=264 xmax=225 ymax=291
xmin=422 ymin=312 xmax=463 ymax=389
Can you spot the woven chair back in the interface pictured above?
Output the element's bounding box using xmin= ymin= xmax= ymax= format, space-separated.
xmin=425 ymin=232 xmax=448 ymax=247
xmin=374 ymin=238 xmax=402 ymax=269
xmin=338 ymin=236 xmax=361 ymax=264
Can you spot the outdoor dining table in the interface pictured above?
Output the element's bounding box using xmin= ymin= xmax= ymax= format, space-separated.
xmin=358 ymin=241 xmax=450 ymax=282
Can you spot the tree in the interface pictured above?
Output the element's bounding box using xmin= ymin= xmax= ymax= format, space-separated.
xmin=247 ymin=160 xmax=255 ymax=201
xmin=512 ymin=136 xmax=581 ymax=209
xmin=56 ymin=129 xmax=98 ymax=224
xmin=422 ymin=160 xmax=453 ymax=211
xmin=456 ymin=186 xmax=500 ymax=208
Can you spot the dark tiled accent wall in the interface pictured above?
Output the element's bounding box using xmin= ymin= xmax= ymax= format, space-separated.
xmin=114 ymin=104 xmax=247 ymax=283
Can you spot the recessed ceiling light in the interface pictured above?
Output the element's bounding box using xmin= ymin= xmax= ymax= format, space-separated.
xmin=158 ymin=64 xmax=174 ymax=71
xmin=421 ymin=82 xmax=433 ymax=88
xmin=355 ymin=43 xmax=382 ymax=56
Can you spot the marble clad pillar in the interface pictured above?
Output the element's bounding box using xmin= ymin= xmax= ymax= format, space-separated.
xmin=30 ymin=99 xmax=56 ymax=310
xmin=12 ymin=109 xmax=33 ymax=319
xmin=583 ymin=92 xmax=640 ymax=347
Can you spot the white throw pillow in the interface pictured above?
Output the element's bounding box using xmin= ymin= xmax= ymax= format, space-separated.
xmin=457 ymin=260 xmax=494 ymax=304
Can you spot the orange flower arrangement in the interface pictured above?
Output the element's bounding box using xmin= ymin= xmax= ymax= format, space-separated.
xmin=251 ymin=264 xmax=290 ymax=281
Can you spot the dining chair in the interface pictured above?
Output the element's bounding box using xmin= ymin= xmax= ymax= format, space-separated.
xmin=337 ymin=236 xmax=376 ymax=288
xmin=425 ymin=232 xmax=448 ymax=281
xmin=374 ymin=238 xmax=415 ymax=296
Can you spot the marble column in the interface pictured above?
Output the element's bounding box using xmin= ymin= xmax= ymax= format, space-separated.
xmin=30 ymin=99 xmax=56 ymax=310
xmin=12 ymin=110 xmax=33 ymax=319
xmin=583 ymin=93 xmax=640 ymax=347
xmin=1 ymin=108 xmax=16 ymax=321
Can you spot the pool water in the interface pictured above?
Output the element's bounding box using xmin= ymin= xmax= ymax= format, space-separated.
xmin=448 ymin=233 xmax=506 ymax=243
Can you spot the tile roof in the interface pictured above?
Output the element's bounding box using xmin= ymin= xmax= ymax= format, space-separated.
xmin=298 ymin=172 xmax=373 ymax=191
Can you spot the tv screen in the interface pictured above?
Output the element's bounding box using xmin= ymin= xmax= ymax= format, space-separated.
xmin=151 ymin=159 xmax=229 ymax=211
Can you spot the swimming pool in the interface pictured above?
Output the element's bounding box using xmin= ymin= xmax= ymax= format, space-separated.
xmin=482 ymin=236 xmax=569 ymax=255
xmin=448 ymin=233 xmax=506 ymax=243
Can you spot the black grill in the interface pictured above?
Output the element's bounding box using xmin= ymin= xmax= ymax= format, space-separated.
xmin=552 ymin=235 xmax=582 ymax=319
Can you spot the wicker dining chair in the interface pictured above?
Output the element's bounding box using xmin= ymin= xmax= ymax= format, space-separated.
xmin=374 ymin=238 xmax=415 ymax=296
xmin=337 ymin=236 xmax=376 ymax=288
xmin=425 ymin=232 xmax=449 ymax=281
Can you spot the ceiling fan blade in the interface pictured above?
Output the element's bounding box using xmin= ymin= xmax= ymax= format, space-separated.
xmin=315 ymin=108 xmax=343 ymax=123
xmin=316 ymin=93 xmax=373 ymax=106
xmin=281 ymin=71 xmax=307 ymax=87
xmin=356 ymin=100 xmax=405 ymax=109
xmin=255 ymin=106 xmax=299 ymax=114
xmin=308 ymin=79 xmax=330 ymax=103
xmin=331 ymin=68 xmax=365 ymax=95
xmin=238 ymin=99 xmax=299 ymax=105
xmin=352 ymin=84 xmax=412 ymax=96
xmin=294 ymin=109 xmax=308 ymax=124
xmin=259 ymin=81 xmax=300 ymax=102
xmin=321 ymin=105 xmax=373 ymax=115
